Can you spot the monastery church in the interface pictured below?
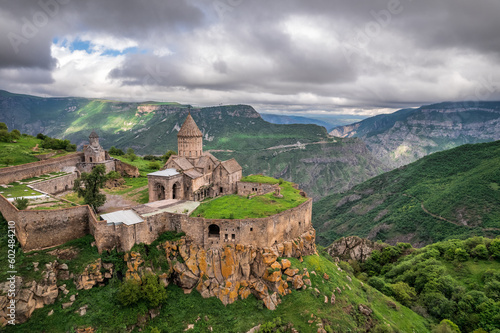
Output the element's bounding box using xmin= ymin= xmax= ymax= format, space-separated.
xmin=147 ymin=114 xmax=242 ymax=202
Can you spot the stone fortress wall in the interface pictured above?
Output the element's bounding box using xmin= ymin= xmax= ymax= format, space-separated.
xmin=0 ymin=153 xmax=84 ymax=185
xmin=91 ymin=198 xmax=313 ymax=253
xmin=0 ymin=193 xmax=95 ymax=252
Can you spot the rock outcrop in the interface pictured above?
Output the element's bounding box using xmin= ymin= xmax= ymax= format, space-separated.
xmin=124 ymin=229 xmax=317 ymax=310
xmin=325 ymin=236 xmax=387 ymax=262
xmin=0 ymin=262 xmax=61 ymax=326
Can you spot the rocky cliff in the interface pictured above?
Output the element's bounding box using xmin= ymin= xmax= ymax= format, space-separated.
xmin=325 ymin=236 xmax=387 ymax=262
xmin=125 ymin=229 xmax=317 ymax=310
xmin=330 ymin=102 xmax=500 ymax=168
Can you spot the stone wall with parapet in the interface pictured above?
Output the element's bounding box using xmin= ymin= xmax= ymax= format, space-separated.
xmin=93 ymin=198 xmax=313 ymax=253
xmin=30 ymin=173 xmax=78 ymax=195
xmin=0 ymin=153 xmax=84 ymax=185
xmin=237 ymin=181 xmax=279 ymax=196
xmin=0 ymin=193 xmax=94 ymax=252
xmin=15 ymin=206 xmax=92 ymax=252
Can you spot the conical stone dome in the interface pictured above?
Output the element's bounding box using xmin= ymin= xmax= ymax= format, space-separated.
xmin=178 ymin=114 xmax=202 ymax=137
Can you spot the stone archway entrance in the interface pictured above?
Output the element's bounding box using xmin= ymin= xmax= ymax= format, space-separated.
xmin=208 ymin=224 xmax=220 ymax=238
xmin=156 ymin=184 xmax=165 ymax=200
xmin=172 ymin=182 xmax=180 ymax=199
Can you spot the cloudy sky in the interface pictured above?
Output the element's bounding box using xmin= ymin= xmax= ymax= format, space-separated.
xmin=1 ymin=0 xmax=499 ymax=115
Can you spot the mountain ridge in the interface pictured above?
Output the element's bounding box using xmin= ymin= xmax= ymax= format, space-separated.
xmin=330 ymin=101 xmax=500 ymax=168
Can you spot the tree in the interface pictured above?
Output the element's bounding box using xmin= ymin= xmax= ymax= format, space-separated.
xmin=162 ymin=150 xmax=176 ymax=162
xmin=126 ymin=148 xmax=137 ymax=161
xmin=73 ymin=164 xmax=107 ymax=212
xmin=455 ymin=248 xmax=469 ymax=262
xmin=13 ymin=198 xmax=29 ymax=210
xmin=109 ymin=146 xmax=124 ymax=156
xmin=432 ymin=319 xmax=461 ymax=333
xmin=36 ymin=133 xmax=46 ymax=140
xmin=10 ymin=129 xmax=21 ymax=140
xmin=0 ymin=122 xmax=7 ymax=131
xmin=0 ymin=130 xmax=11 ymax=142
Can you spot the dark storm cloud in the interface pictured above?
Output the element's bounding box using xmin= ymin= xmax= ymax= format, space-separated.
xmin=1 ymin=0 xmax=500 ymax=112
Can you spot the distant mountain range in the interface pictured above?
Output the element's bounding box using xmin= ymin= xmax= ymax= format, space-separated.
xmin=0 ymin=90 xmax=383 ymax=199
xmin=330 ymin=102 xmax=500 ymax=168
xmin=313 ymin=140 xmax=500 ymax=247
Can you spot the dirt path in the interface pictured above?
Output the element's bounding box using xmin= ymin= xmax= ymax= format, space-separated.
xmin=402 ymin=193 xmax=500 ymax=231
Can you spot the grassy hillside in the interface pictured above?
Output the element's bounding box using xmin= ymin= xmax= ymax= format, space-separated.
xmin=0 ymin=134 xmax=73 ymax=168
xmin=346 ymin=237 xmax=500 ymax=333
xmin=313 ymin=140 xmax=500 ymax=247
xmin=0 ymin=215 xmax=430 ymax=332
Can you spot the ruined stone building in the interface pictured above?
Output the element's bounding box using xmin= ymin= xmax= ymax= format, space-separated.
xmin=77 ymin=131 xmax=116 ymax=174
xmin=147 ymin=114 xmax=242 ymax=202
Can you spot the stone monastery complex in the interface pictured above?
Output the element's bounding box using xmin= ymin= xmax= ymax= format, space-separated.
xmin=0 ymin=114 xmax=313 ymax=256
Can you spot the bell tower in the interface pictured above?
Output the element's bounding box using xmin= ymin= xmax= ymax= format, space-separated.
xmin=177 ymin=113 xmax=203 ymax=158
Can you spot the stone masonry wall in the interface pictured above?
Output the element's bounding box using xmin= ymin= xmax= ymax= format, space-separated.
xmin=0 ymin=153 xmax=84 ymax=185
xmin=16 ymin=206 xmax=91 ymax=252
xmin=237 ymin=182 xmax=279 ymax=196
xmin=0 ymin=194 xmax=19 ymax=223
xmin=30 ymin=173 xmax=78 ymax=195
xmin=93 ymin=199 xmax=313 ymax=253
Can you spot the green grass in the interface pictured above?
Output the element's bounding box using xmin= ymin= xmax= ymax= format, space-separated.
xmin=191 ymin=181 xmax=307 ymax=219
xmin=0 ymin=182 xmax=41 ymax=198
xmin=111 ymin=155 xmax=159 ymax=176
xmin=0 ymin=135 xmax=42 ymax=167
xmin=240 ymin=175 xmax=280 ymax=184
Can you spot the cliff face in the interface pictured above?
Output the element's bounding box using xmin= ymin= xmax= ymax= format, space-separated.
xmin=330 ymin=102 xmax=500 ymax=168
xmin=325 ymin=236 xmax=387 ymax=262
xmin=215 ymin=138 xmax=386 ymax=200
xmin=125 ymin=229 xmax=317 ymax=310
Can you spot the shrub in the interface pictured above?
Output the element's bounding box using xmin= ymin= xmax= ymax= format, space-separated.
xmin=455 ymin=248 xmax=469 ymax=262
xmin=141 ymin=274 xmax=167 ymax=307
xmin=0 ymin=130 xmax=11 ymax=142
xmin=390 ymin=281 xmax=417 ymax=306
xmin=471 ymin=244 xmax=489 ymax=259
xmin=14 ymin=197 xmax=29 ymax=210
xmin=117 ymin=278 xmax=141 ymax=306
xmin=107 ymin=171 xmax=122 ymax=180
xmin=162 ymin=150 xmax=176 ymax=162
xmin=36 ymin=133 xmax=46 ymax=140
xmin=149 ymin=161 xmax=161 ymax=170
